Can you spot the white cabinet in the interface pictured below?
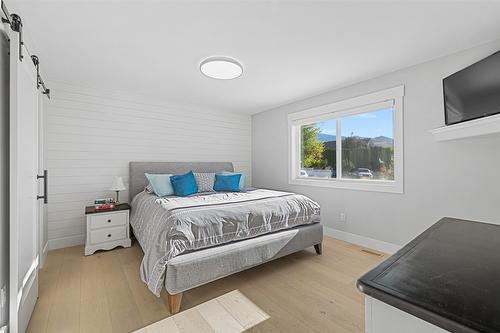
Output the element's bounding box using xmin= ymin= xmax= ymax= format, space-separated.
xmin=84 ymin=205 xmax=131 ymax=256
xmin=365 ymin=297 xmax=450 ymax=333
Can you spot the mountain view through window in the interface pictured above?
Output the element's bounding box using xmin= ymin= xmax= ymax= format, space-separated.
xmin=300 ymin=108 xmax=394 ymax=181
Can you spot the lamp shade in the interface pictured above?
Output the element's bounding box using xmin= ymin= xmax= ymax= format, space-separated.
xmin=110 ymin=176 xmax=126 ymax=191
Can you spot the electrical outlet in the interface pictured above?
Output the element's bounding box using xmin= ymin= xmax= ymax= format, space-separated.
xmin=340 ymin=212 xmax=346 ymax=222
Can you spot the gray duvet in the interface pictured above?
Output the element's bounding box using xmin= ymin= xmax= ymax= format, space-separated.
xmin=130 ymin=188 xmax=320 ymax=296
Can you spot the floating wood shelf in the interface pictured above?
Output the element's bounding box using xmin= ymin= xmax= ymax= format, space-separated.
xmin=431 ymin=113 xmax=500 ymax=141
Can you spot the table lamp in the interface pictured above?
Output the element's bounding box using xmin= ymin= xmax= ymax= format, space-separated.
xmin=110 ymin=176 xmax=126 ymax=203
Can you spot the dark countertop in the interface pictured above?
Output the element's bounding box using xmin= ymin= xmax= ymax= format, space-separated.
xmin=85 ymin=203 xmax=131 ymax=215
xmin=357 ymin=217 xmax=500 ymax=333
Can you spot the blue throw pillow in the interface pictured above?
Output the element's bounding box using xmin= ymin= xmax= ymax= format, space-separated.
xmin=145 ymin=173 xmax=174 ymax=197
xmin=170 ymin=171 xmax=198 ymax=197
xmin=220 ymin=171 xmax=245 ymax=190
xmin=214 ymin=174 xmax=242 ymax=192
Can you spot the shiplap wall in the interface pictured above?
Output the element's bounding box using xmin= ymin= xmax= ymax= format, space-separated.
xmin=46 ymin=83 xmax=252 ymax=250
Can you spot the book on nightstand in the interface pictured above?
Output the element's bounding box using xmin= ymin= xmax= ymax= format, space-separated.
xmin=94 ymin=198 xmax=117 ymax=211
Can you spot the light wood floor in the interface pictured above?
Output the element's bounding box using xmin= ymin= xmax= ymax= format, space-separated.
xmin=27 ymin=236 xmax=386 ymax=333
xmin=134 ymin=290 xmax=270 ymax=333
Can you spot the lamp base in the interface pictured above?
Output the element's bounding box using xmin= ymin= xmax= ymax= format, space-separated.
xmin=115 ymin=190 xmax=120 ymax=204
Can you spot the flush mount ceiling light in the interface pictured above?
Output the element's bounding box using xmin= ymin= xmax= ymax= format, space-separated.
xmin=200 ymin=57 xmax=243 ymax=80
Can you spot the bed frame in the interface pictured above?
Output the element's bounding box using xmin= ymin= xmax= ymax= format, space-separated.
xmin=129 ymin=161 xmax=323 ymax=314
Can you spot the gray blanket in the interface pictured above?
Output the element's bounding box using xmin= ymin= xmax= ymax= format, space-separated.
xmin=130 ymin=188 xmax=320 ymax=296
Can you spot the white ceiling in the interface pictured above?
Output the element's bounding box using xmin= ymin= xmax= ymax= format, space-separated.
xmin=10 ymin=0 xmax=500 ymax=114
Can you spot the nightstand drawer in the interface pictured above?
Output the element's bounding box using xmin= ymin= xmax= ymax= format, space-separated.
xmin=89 ymin=211 xmax=127 ymax=229
xmin=90 ymin=226 xmax=127 ymax=244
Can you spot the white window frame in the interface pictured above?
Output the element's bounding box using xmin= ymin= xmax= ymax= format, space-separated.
xmin=288 ymin=85 xmax=404 ymax=193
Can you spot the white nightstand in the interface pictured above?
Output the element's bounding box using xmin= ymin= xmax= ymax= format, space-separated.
xmin=84 ymin=203 xmax=132 ymax=256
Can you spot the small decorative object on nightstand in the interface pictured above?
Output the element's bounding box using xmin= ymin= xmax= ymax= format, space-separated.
xmin=84 ymin=203 xmax=131 ymax=256
xmin=110 ymin=176 xmax=126 ymax=203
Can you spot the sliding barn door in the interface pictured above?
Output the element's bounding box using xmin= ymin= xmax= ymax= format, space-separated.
xmin=9 ymin=31 xmax=40 ymax=333
xmin=38 ymin=93 xmax=48 ymax=268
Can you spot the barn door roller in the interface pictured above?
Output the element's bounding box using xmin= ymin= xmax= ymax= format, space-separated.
xmin=31 ymin=55 xmax=51 ymax=98
xmin=1 ymin=2 xmax=23 ymax=62
xmin=1 ymin=1 xmax=50 ymax=97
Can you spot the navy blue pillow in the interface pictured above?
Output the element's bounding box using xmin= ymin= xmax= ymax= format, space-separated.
xmin=170 ymin=171 xmax=198 ymax=196
xmin=214 ymin=174 xmax=242 ymax=192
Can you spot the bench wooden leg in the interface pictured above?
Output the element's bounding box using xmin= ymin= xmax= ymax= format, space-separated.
xmin=167 ymin=292 xmax=183 ymax=314
xmin=314 ymin=243 xmax=322 ymax=255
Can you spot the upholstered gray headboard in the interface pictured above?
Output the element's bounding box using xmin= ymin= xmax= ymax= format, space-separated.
xmin=129 ymin=161 xmax=234 ymax=201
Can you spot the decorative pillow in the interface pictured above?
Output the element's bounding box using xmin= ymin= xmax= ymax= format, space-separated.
xmin=220 ymin=171 xmax=245 ymax=190
xmin=193 ymin=172 xmax=215 ymax=193
xmin=145 ymin=183 xmax=154 ymax=194
xmin=144 ymin=173 xmax=174 ymax=197
xmin=170 ymin=171 xmax=198 ymax=197
xmin=214 ymin=174 xmax=242 ymax=192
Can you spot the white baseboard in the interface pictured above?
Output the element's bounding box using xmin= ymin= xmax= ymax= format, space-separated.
xmin=40 ymin=242 xmax=49 ymax=268
xmin=324 ymin=227 xmax=401 ymax=254
xmin=47 ymin=234 xmax=85 ymax=251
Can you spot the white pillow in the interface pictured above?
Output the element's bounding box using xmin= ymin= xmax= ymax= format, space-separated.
xmin=193 ymin=172 xmax=216 ymax=192
xmin=144 ymin=173 xmax=174 ymax=197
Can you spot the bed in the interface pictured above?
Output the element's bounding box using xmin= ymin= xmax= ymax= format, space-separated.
xmin=129 ymin=161 xmax=323 ymax=314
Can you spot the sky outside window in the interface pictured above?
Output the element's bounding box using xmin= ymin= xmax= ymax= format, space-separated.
xmin=317 ymin=108 xmax=394 ymax=139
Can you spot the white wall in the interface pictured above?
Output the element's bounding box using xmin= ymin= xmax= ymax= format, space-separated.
xmin=46 ymin=83 xmax=252 ymax=250
xmin=0 ymin=25 xmax=9 ymax=328
xmin=252 ymin=40 xmax=500 ymax=248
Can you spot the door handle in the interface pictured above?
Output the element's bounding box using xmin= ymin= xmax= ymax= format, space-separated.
xmin=37 ymin=169 xmax=48 ymax=204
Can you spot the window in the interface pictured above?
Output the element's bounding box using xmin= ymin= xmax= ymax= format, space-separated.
xmin=289 ymin=86 xmax=404 ymax=193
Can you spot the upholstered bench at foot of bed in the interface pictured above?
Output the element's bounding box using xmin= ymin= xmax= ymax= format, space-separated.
xmin=164 ymin=222 xmax=323 ymax=313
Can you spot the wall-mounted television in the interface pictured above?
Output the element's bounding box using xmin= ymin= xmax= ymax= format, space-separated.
xmin=443 ymin=51 xmax=500 ymax=125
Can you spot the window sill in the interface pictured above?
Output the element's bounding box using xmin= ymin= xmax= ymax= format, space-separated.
xmin=289 ymin=177 xmax=403 ymax=194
